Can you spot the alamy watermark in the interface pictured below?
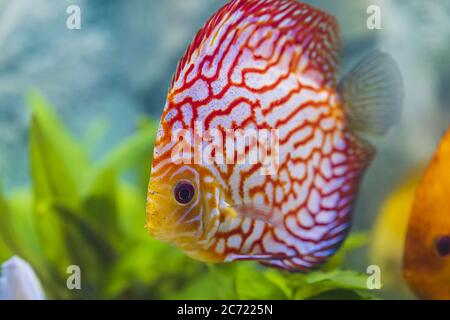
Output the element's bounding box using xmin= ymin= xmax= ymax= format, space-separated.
xmin=366 ymin=265 xmax=382 ymax=290
xmin=367 ymin=5 xmax=382 ymax=30
xmin=66 ymin=265 xmax=81 ymax=290
xmin=66 ymin=5 xmax=81 ymax=30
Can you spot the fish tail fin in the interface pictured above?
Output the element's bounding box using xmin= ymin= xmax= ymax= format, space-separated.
xmin=338 ymin=50 xmax=404 ymax=136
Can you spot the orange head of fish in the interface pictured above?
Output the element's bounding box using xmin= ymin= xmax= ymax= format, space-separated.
xmin=146 ymin=157 xmax=225 ymax=263
xmin=403 ymin=128 xmax=450 ymax=299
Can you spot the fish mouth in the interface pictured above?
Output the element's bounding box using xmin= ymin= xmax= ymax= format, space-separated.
xmin=146 ymin=206 xmax=201 ymax=246
xmin=149 ymin=227 xmax=207 ymax=258
xmin=146 ymin=204 xmax=223 ymax=263
xmin=147 ymin=225 xmax=183 ymax=242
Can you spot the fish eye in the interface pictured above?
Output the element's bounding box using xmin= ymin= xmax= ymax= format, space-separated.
xmin=435 ymin=235 xmax=450 ymax=257
xmin=174 ymin=181 xmax=195 ymax=205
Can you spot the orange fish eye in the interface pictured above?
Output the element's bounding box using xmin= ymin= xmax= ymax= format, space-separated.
xmin=435 ymin=235 xmax=450 ymax=257
xmin=174 ymin=181 xmax=195 ymax=205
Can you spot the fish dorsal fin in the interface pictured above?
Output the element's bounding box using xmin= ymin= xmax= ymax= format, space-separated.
xmin=338 ymin=50 xmax=404 ymax=136
xmin=171 ymin=0 xmax=340 ymax=88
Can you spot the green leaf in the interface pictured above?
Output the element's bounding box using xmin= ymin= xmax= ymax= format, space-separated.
xmin=29 ymin=116 xmax=80 ymax=208
xmin=82 ymin=168 xmax=120 ymax=246
xmin=55 ymin=204 xmax=117 ymax=298
xmin=99 ymin=118 xmax=159 ymax=174
xmin=308 ymin=289 xmax=371 ymax=300
xmin=0 ymin=239 xmax=11 ymax=262
xmin=0 ymin=184 xmax=21 ymax=255
xmin=7 ymin=189 xmax=43 ymax=266
xmin=163 ymin=273 xmax=220 ymax=300
xmin=206 ymin=264 xmax=238 ymax=299
xmin=4 ymin=189 xmax=67 ymax=298
xmin=235 ymin=263 xmax=286 ymax=300
xmin=305 ymin=270 xmax=368 ymax=290
xmin=33 ymin=201 xmax=72 ymax=272
xmin=264 ymin=269 xmax=295 ymax=298
xmin=341 ymin=232 xmax=369 ymax=251
xmin=81 ymin=117 xmax=109 ymax=154
xmin=104 ymin=242 xmax=199 ymax=299
xmin=290 ymin=269 xmax=371 ymax=299
xmin=27 ymin=90 xmax=90 ymax=189
xmin=116 ymin=183 xmax=147 ymax=241
xmin=32 ymin=201 xmax=118 ymax=299
xmin=0 ymin=187 xmax=46 ymax=272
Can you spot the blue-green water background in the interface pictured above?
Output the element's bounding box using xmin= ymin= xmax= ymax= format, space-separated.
xmin=0 ymin=0 xmax=449 ymax=282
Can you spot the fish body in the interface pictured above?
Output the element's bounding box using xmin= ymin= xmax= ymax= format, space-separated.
xmin=370 ymin=172 xmax=422 ymax=296
xmin=147 ymin=0 xmax=402 ymax=271
xmin=404 ymin=127 xmax=450 ymax=299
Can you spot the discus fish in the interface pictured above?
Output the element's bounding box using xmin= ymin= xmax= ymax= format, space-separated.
xmin=146 ymin=0 xmax=403 ymax=271
xmin=404 ymin=127 xmax=450 ymax=299
xmin=370 ymin=172 xmax=422 ymax=296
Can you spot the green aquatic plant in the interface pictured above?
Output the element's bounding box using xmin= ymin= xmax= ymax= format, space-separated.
xmin=0 ymin=91 xmax=377 ymax=299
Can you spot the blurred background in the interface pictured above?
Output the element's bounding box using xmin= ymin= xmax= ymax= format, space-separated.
xmin=0 ymin=0 xmax=449 ymax=299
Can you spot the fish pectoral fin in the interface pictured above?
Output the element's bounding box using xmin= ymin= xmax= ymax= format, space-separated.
xmin=226 ymin=203 xmax=280 ymax=227
xmin=338 ymin=50 xmax=404 ymax=136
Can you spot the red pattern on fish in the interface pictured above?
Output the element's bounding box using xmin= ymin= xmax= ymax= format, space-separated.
xmin=146 ymin=0 xmax=392 ymax=272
